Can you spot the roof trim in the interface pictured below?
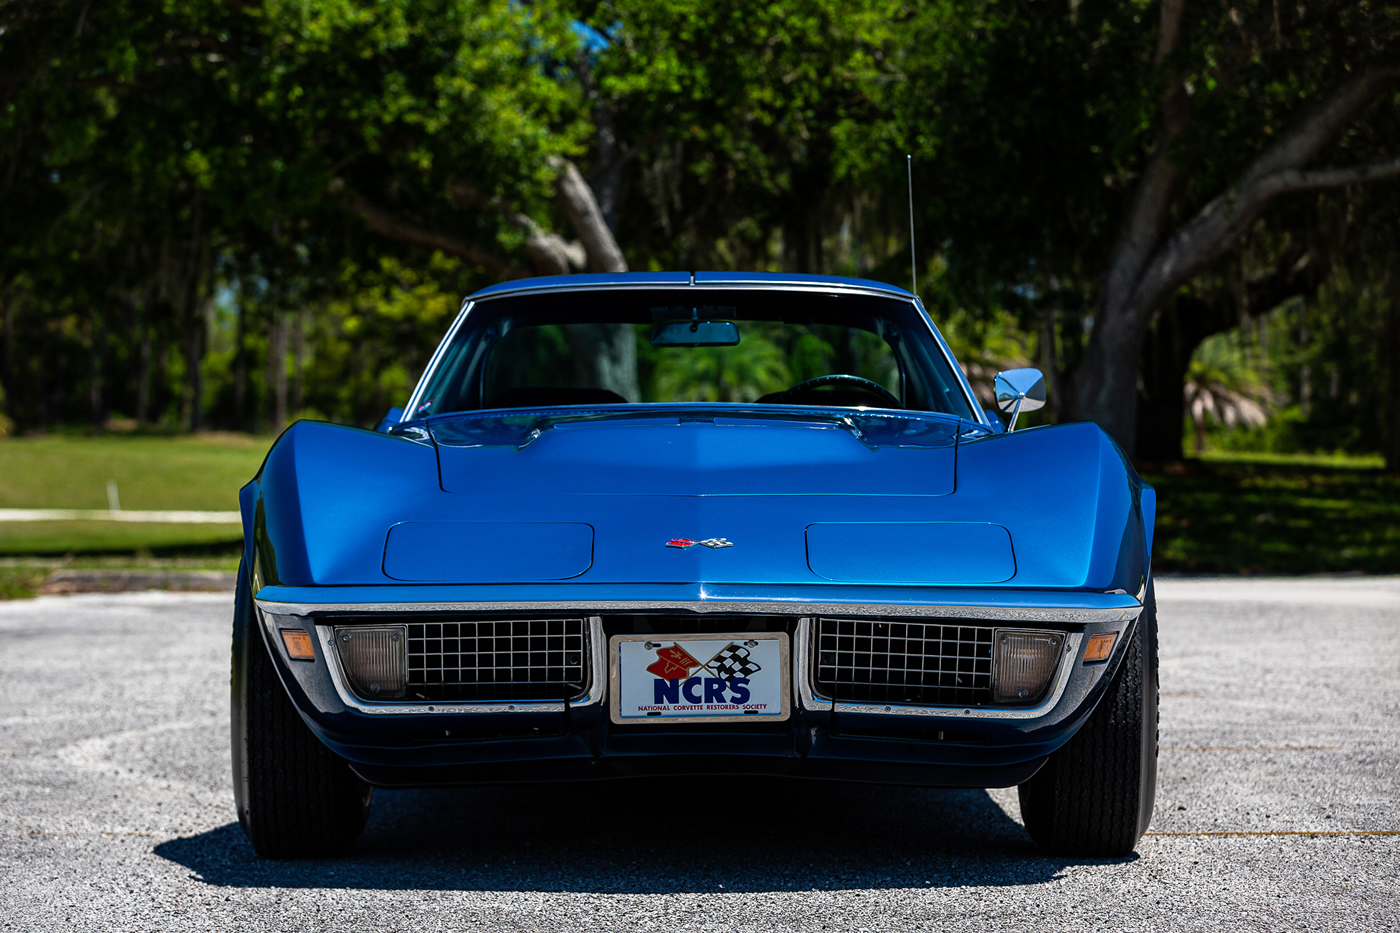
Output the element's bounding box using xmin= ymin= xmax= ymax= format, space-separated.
xmin=468 ymin=272 xmax=690 ymax=300
xmin=694 ymin=271 xmax=912 ymax=296
xmin=466 ymin=271 xmax=914 ymax=301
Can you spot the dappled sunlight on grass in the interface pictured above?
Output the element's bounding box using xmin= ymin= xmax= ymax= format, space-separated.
xmin=1145 ymin=457 xmax=1400 ymax=574
xmin=1199 ymin=450 xmax=1385 ymax=470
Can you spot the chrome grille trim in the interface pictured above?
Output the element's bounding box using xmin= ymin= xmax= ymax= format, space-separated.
xmin=258 ymin=598 xmax=1142 ymax=624
xmin=814 ymin=618 xmax=996 ymax=706
xmin=294 ymin=615 xmax=604 ymax=716
xmin=405 ymin=617 xmax=587 ymax=702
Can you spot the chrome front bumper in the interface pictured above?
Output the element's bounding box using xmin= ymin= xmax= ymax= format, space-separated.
xmin=256 ymin=595 xmax=1142 ymax=725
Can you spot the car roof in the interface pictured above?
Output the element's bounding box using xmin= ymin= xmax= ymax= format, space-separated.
xmin=466 ymin=271 xmax=915 ymax=301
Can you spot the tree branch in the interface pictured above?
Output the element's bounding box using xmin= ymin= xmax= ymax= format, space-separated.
xmin=444 ymin=178 xmax=585 ymax=276
xmin=1127 ymin=64 xmax=1400 ymax=318
xmin=1241 ymin=62 xmax=1400 ymax=187
xmin=339 ymin=185 xmax=525 ymax=279
xmin=549 ymin=157 xmax=627 ymax=273
xmin=1261 ymin=155 xmax=1400 ymax=195
xmin=1245 ymin=247 xmax=1327 ymax=317
xmin=1097 ymin=0 xmax=1190 ymax=320
xmin=340 ymin=162 xmax=620 ymax=281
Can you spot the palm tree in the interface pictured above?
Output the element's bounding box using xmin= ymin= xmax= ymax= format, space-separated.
xmin=1183 ymin=335 xmax=1272 ymax=454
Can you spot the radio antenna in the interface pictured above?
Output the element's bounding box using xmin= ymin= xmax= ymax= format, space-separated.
xmin=906 ymin=154 xmax=917 ymax=296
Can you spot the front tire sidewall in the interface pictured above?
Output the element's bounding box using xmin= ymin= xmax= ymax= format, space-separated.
xmin=1018 ymin=583 xmax=1159 ymax=856
xmin=230 ymin=561 xmax=371 ymax=858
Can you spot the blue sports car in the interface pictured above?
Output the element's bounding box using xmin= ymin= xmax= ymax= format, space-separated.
xmin=232 ymin=272 xmax=1157 ymax=858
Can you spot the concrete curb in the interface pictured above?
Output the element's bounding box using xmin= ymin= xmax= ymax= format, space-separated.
xmin=37 ymin=569 xmax=237 ymax=595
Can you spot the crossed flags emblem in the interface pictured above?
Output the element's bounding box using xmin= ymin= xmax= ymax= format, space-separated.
xmin=708 ymin=643 xmax=762 ymax=681
xmin=645 ymin=641 xmax=762 ymax=682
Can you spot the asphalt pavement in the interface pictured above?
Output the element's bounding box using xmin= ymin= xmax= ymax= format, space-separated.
xmin=1 ymin=578 xmax=1396 ymax=931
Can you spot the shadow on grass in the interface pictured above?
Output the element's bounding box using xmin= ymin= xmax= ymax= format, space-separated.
xmin=155 ymin=777 xmax=1132 ymax=893
xmin=0 ymin=540 xmax=243 ymax=560
xmin=1144 ymin=458 xmax=1400 ymax=574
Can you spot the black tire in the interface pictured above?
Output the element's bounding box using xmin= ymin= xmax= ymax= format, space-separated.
xmin=231 ymin=567 xmax=372 ymax=858
xmin=1017 ymin=582 xmax=1159 ymax=856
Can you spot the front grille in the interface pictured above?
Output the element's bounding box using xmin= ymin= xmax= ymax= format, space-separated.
xmin=814 ymin=618 xmax=994 ymax=706
xmin=406 ymin=618 xmax=588 ymax=702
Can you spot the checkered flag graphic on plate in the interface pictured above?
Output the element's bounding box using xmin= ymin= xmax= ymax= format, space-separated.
xmin=708 ymin=643 xmax=762 ymax=682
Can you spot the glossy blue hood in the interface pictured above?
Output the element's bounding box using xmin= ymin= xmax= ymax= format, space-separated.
xmin=245 ymin=413 xmax=1149 ymax=595
xmin=418 ymin=410 xmax=961 ymax=585
xmin=431 ymin=409 xmax=959 ymax=497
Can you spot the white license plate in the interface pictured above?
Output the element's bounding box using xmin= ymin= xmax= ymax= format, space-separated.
xmin=609 ymin=633 xmax=790 ymax=723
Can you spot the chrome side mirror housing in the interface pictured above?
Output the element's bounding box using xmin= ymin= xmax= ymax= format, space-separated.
xmin=993 ymin=368 xmax=1046 ymax=432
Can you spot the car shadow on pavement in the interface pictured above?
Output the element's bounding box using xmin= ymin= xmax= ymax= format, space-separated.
xmin=155 ymin=777 xmax=1135 ymax=892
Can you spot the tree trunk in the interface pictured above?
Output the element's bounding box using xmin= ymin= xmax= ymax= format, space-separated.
xmin=35 ymin=338 xmax=48 ymax=432
xmin=135 ymin=308 xmax=151 ymax=425
xmin=1078 ymin=61 xmax=1400 ymax=449
xmin=552 ymin=157 xmax=627 ymax=275
xmin=1134 ymin=295 xmax=1233 ymax=461
xmin=550 ymin=158 xmax=638 ymax=400
xmin=185 ymin=301 xmax=206 ymax=433
xmin=153 ymin=342 xmax=167 ymax=427
xmin=1135 ymin=327 xmax=1185 ymax=462
xmin=1076 ymin=303 xmax=1150 ymax=448
xmin=1 ymin=295 xmax=17 ymax=432
xmin=48 ymin=332 xmax=62 ymax=429
xmin=291 ymin=310 xmax=305 ymax=418
xmin=589 ymin=103 xmax=625 ymax=232
xmin=1385 ymin=271 xmax=1400 ymax=472
xmin=89 ymin=309 xmax=105 ymax=433
xmin=1134 ymin=252 xmax=1327 ymax=462
xmin=272 ymin=310 xmax=288 ymax=431
xmin=233 ymin=295 xmax=247 ymax=431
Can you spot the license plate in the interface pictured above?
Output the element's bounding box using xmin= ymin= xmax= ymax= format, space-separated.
xmin=609 ymin=632 xmax=791 ymax=724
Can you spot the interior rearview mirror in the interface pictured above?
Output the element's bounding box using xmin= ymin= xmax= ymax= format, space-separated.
xmin=993 ymin=368 xmax=1046 ymax=431
xmin=651 ymin=320 xmax=740 ymax=347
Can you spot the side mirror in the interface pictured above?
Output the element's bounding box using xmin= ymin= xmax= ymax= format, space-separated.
xmin=993 ymin=368 xmax=1046 ymax=432
xmin=375 ymin=406 xmax=405 ymax=433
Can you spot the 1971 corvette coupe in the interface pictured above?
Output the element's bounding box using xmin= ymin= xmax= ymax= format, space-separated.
xmin=232 ymin=272 xmax=1157 ymax=858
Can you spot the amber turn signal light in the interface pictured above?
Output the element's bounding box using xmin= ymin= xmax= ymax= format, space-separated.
xmin=280 ymin=629 xmax=316 ymax=661
xmin=1083 ymin=632 xmax=1117 ymax=663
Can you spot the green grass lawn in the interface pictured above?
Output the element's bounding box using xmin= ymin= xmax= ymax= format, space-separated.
xmin=1143 ymin=457 xmax=1400 ymax=575
xmin=0 ymin=432 xmax=269 ymax=510
xmin=0 ymin=521 xmax=245 ymax=555
xmin=0 ymin=432 xmax=267 ymax=559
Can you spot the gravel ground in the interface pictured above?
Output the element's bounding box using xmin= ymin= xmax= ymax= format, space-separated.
xmin=0 ymin=578 xmax=1396 ymax=931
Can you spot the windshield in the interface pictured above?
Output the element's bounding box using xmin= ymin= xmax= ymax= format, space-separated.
xmin=412 ymin=288 xmax=975 ymax=420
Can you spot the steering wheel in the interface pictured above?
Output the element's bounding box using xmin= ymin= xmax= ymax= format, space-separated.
xmin=771 ymin=374 xmax=902 ymax=409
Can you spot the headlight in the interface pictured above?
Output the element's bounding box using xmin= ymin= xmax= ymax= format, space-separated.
xmin=334 ymin=625 xmax=408 ymax=699
xmin=992 ymin=630 xmax=1064 ymax=703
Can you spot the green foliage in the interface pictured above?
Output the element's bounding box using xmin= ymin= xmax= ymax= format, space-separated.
xmin=1187 ymin=333 xmax=1270 ymax=403
xmin=644 ymin=323 xmax=896 ymax=403
xmin=584 ymin=0 xmax=905 ymax=270
xmin=481 ymin=320 xmax=899 ymax=404
xmin=1191 ymin=250 xmax=1399 ymax=460
xmin=0 ymin=0 xmax=588 ymax=431
xmin=2 ymin=0 xmax=1398 ymax=462
xmin=0 ymin=566 xmax=47 ymax=600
